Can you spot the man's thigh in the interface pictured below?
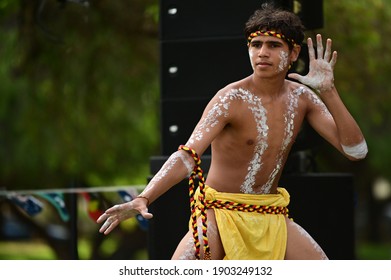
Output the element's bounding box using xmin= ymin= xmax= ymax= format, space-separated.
xmin=172 ymin=209 xmax=225 ymax=260
xmin=284 ymin=217 xmax=328 ymax=260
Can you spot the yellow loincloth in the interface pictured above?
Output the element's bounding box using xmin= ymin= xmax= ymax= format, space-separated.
xmin=191 ymin=185 xmax=290 ymax=260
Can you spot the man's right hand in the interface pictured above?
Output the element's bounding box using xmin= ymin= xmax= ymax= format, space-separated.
xmin=96 ymin=198 xmax=153 ymax=235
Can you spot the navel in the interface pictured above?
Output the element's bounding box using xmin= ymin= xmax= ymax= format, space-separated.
xmin=246 ymin=139 xmax=254 ymax=146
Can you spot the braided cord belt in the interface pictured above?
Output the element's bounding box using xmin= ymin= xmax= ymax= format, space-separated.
xmin=205 ymin=200 xmax=289 ymax=216
xmin=178 ymin=145 xmax=211 ymax=260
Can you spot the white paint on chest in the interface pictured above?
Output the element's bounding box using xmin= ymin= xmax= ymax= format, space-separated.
xmin=188 ymin=87 xmax=302 ymax=194
xmin=261 ymin=89 xmax=299 ymax=193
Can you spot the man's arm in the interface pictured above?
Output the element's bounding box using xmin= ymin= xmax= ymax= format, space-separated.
xmin=288 ymin=34 xmax=367 ymax=161
xmin=97 ymin=89 xmax=233 ymax=234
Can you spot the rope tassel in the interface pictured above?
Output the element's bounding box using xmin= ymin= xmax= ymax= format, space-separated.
xmin=178 ymin=145 xmax=211 ymax=260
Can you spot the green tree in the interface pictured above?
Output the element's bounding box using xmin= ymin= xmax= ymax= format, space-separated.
xmin=0 ymin=0 xmax=160 ymax=189
xmin=0 ymin=0 xmax=160 ymax=259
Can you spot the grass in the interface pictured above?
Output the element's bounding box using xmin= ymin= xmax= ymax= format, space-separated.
xmin=0 ymin=240 xmax=56 ymax=260
xmin=0 ymin=240 xmax=390 ymax=260
xmin=0 ymin=238 xmax=148 ymax=260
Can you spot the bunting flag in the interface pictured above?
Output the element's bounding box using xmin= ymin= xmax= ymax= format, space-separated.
xmin=36 ymin=192 xmax=70 ymax=222
xmin=81 ymin=192 xmax=106 ymax=221
xmin=0 ymin=185 xmax=147 ymax=231
xmin=6 ymin=194 xmax=43 ymax=216
xmin=118 ymin=190 xmax=149 ymax=231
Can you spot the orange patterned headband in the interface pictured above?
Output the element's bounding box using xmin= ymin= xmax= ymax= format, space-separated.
xmin=247 ymin=30 xmax=297 ymax=47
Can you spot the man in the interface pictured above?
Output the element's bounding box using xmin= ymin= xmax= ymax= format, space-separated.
xmin=97 ymin=4 xmax=367 ymax=260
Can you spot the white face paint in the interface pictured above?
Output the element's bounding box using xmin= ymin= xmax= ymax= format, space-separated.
xmin=249 ymin=49 xmax=256 ymax=70
xmin=278 ymin=50 xmax=289 ymax=73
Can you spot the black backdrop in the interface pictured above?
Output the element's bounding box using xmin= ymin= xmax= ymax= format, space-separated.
xmin=147 ymin=0 xmax=356 ymax=260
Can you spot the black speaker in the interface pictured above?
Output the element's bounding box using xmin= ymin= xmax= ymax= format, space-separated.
xmin=159 ymin=0 xmax=273 ymax=41
xmin=160 ymin=37 xmax=252 ymax=101
xmin=280 ymin=173 xmax=355 ymax=259
xmin=293 ymin=0 xmax=323 ymax=30
xmin=147 ymin=179 xmax=190 ymax=260
xmin=160 ymin=99 xmax=209 ymax=155
xmin=160 ymin=0 xmax=322 ymax=42
xmin=147 ymin=169 xmax=355 ymax=260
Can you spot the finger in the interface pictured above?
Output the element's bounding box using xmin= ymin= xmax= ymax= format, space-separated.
xmin=307 ymin=37 xmax=315 ymax=61
xmin=287 ymin=73 xmax=304 ymax=83
xmin=324 ymin=38 xmax=332 ymax=62
xmin=140 ymin=208 xmax=154 ymax=220
xmin=330 ymin=51 xmax=337 ymax=69
xmin=99 ymin=218 xmax=112 ymax=233
xmin=316 ymin=34 xmax=324 ymax=59
xmin=104 ymin=204 xmax=122 ymax=214
xmin=96 ymin=212 xmax=109 ymax=223
xmin=102 ymin=219 xmax=120 ymax=235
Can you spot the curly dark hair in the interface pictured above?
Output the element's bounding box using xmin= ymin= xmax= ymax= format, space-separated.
xmin=244 ymin=3 xmax=305 ymax=49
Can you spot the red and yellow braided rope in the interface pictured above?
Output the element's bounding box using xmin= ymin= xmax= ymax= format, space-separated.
xmin=206 ymin=200 xmax=289 ymax=215
xmin=178 ymin=145 xmax=211 ymax=260
xmin=247 ymin=30 xmax=297 ymax=47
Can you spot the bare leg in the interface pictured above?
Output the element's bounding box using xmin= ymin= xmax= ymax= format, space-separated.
xmin=172 ymin=209 xmax=225 ymax=260
xmin=284 ymin=217 xmax=328 ymax=260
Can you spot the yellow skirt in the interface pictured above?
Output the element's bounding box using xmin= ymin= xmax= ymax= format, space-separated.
xmin=191 ymin=185 xmax=290 ymax=260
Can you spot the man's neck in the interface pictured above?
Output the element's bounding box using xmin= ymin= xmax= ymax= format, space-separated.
xmin=250 ymin=74 xmax=287 ymax=98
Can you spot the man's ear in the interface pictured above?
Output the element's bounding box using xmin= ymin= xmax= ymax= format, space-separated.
xmin=290 ymin=44 xmax=301 ymax=63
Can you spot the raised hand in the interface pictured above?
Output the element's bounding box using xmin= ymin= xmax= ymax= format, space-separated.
xmin=96 ymin=198 xmax=153 ymax=235
xmin=288 ymin=34 xmax=337 ymax=94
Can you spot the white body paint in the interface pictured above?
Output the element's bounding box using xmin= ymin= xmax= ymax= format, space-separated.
xmin=342 ymin=140 xmax=368 ymax=159
xmin=141 ymin=151 xmax=194 ymax=194
xmin=188 ymin=88 xmax=301 ymax=194
xmin=187 ymin=86 xmax=335 ymax=195
xmin=290 ymin=222 xmax=329 ymax=260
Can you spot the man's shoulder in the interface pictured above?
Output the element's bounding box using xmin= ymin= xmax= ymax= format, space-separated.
xmin=214 ymin=77 xmax=251 ymax=96
xmin=286 ymin=79 xmax=316 ymax=96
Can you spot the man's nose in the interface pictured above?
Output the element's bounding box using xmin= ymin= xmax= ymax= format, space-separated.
xmin=258 ymin=45 xmax=269 ymax=56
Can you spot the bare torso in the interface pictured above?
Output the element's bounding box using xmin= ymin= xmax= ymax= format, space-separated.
xmin=195 ymin=77 xmax=313 ymax=194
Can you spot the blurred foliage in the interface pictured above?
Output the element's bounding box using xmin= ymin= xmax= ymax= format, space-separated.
xmin=1 ymin=0 xmax=391 ymax=259
xmin=0 ymin=0 xmax=390 ymax=190
xmin=0 ymin=0 xmax=160 ymax=189
xmin=317 ymin=0 xmax=391 ymax=180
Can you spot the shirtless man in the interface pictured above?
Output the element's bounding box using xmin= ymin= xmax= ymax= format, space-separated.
xmin=97 ymin=5 xmax=367 ymax=260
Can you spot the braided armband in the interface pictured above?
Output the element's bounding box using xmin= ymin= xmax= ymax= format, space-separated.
xmin=178 ymin=145 xmax=211 ymax=260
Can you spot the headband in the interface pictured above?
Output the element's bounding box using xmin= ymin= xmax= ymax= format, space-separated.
xmin=247 ymin=30 xmax=297 ymax=47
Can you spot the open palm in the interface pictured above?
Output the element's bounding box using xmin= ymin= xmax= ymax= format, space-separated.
xmin=288 ymin=34 xmax=337 ymax=94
